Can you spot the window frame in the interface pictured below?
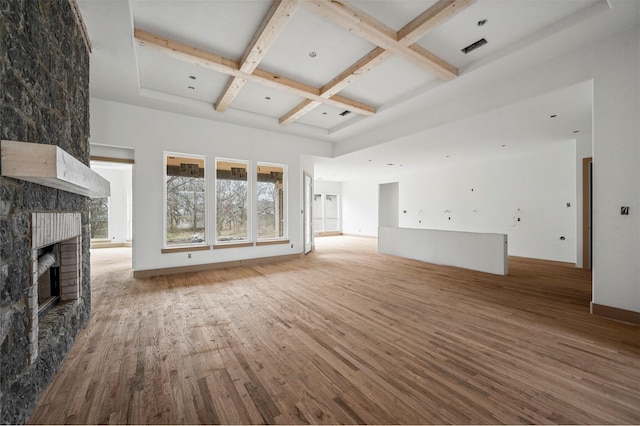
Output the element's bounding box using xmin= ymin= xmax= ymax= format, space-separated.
xmin=89 ymin=196 xmax=110 ymax=241
xmin=214 ymin=157 xmax=252 ymax=245
xmin=256 ymin=162 xmax=288 ymax=242
xmin=163 ymin=151 xmax=208 ymax=249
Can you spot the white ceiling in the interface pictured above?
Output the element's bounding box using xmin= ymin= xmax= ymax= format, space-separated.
xmin=313 ymin=80 xmax=593 ymax=181
xmin=77 ymin=0 xmax=638 ymax=181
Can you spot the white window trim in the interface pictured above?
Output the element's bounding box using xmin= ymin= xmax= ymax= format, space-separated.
xmin=256 ymin=161 xmax=288 ymax=242
xmin=214 ymin=157 xmax=252 ymax=245
xmin=163 ymin=151 xmax=208 ymax=249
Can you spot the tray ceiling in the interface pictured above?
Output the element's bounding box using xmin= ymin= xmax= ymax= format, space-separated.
xmin=106 ymin=0 xmax=599 ymax=133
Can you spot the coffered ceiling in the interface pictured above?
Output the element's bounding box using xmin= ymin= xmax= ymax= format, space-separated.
xmin=133 ymin=0 xmax=603 ymax=129
xmin=78 ymin=0 xmax=638 ymax=180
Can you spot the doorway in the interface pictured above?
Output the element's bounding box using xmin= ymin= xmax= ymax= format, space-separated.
xmin=303 ymin=173 xmax=313 ymax=254
xmin=90 ymin=156 xmax=134 ymax=271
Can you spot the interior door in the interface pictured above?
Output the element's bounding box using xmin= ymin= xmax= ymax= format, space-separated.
xmin=303 ymin=173 xmax=313 ymax=254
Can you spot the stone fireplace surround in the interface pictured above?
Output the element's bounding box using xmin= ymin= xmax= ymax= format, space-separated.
xmin=0 ymin=0 xmax=93 ymax=423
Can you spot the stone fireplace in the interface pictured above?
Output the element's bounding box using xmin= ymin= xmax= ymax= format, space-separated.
xmin=0 ymin=0 xmax=94 ymax=423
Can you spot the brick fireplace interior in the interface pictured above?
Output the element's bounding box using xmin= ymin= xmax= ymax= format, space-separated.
xmin=1 ymin=1 xmax=93 ymax=423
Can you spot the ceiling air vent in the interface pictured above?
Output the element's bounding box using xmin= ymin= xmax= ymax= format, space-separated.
xmin=339 ymin=110 xmax=351 ymax=116
xmin=461 ymin=38 xmax=487 ymax=54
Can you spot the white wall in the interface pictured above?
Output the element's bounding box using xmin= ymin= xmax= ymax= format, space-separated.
xmin=91 ymin=164 xmax=132 ymax=244
xmin=314 ymin=180 xmax=342 ymax=195
xmin=399 ymin=143 xmax=577 ymax=262
xmin=590 ymin=28 xmax=639 ymax=313
xmin=89 ymin=99 xmax=332 ymax=272
xmin=343 ymin=143 xmax=577 ymax=263
xmin=342 ymin=179 xmax=378 ymax=236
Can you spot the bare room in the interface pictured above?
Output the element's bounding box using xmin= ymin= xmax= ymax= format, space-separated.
xmin=1 ymin=0 xmax=638 ymax=424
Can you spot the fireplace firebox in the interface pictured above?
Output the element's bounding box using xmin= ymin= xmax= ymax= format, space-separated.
xmin=27 ymin=213 xmax=83 ymax=364
xmin=37 ymin=244 xmax=61 ymax=318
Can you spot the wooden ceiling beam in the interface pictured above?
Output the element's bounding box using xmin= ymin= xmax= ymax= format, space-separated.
xmin=215 ymin=0 xmax=297 ymax=112
xmin=281 ymin=0 xmax=472 ymax=125
xmin=279 ymin=99 xmax=321 ymax=125
xmin=305 ymin=0 xmax=458 ymax=81
xmin=398 ymin=0 xmax=475 ymax=45
xmin=280 ymin=47 xmax=390 ymax=125
xmin=134 ymin=29 xmax=376 ymax=117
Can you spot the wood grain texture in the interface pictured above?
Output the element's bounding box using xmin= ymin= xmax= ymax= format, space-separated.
xmin=216 ymin=0 xmax=297 ymax=112
xmin=134 ymin=29 xmax=375 ymax=117
xmin=29 ymin=237 xmax=640 ymax=424
xmin=1 ymin=140 xmax=110 ymax=197
xmin=304 ymin=0 xmax=458 ymax=80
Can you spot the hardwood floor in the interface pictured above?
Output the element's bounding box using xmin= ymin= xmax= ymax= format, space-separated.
xmin=29 ymin=236 xmax=639 ymax=424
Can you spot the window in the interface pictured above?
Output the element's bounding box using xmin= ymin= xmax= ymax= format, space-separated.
xmin=257 ymin=163 xmax=286 ymax=240
xmin=313 ymin=194 xmax=323 ymax=232
xmin=216 ymin=159 xmax=249 ymax=242
xmin=324 ymin=194 xmax=339 ymax=231
xmin=89 ymin=197 xmax=109 ymax=240
xmin=165 ymin=153 xmax=206 ymax=246
xmin=314 ymin=193 xmax=340 ymax=234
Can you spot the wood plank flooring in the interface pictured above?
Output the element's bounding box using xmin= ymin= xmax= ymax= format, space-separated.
xmin=29 ymin=236 xmax=640 ymax=424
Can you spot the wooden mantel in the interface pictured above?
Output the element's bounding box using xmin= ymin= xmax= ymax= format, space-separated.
xmin=1 ymin=140 xmax=110 ymax=197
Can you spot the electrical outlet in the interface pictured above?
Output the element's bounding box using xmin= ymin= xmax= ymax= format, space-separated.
xmin=290 ymin=244 xmax=293 ymax=248
xmin=187 ymin=253 xmax=191 ymax=259
xmin=621 ymin=206 xmax=630 ymax=215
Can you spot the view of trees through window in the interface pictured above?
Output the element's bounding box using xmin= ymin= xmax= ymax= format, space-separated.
xmin=165 ymin=155 xmax=206 ymax=246
xmin=216 ymin=160 xmax=249 ymax=242
xmin=257 ymin=164 xmax=285 ymax=239
xmin=89 ymin=197 xmax=108 ymax=239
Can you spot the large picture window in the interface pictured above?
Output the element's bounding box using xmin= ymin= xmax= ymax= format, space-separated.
xmin=257 ymin=163 xmax=286 ymax=240
xmin=165 ymin=153 xmax=206 ymax=247
xmin=216 ymin=159 xmax=249 ymax=243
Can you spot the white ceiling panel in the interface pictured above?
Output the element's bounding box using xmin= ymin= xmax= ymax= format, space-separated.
xmin=295 ymin=104 xmax=360 ymax=130
xmin=132 ymin=0 xmax=272 ymax=60
xmin=260 ymin=7 xmax=377 ymax=88
xmin=340 ymin=55 xmax=439 ymax=107
xmin=418 ymin=0 xmax=601 ymax=70
xmin=231 ymin=81 xmax=306 ymax=119
xmin=349 ymin=0 xmax=440 ymax=31
xmin=137 ymin=47 xmax=230 ymax=104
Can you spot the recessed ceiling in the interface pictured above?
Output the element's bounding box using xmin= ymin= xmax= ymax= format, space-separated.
xmin=76 ymin=0 xmax=640 ymax=183
xmin=78 ymin=0 xmax=608 ymax=135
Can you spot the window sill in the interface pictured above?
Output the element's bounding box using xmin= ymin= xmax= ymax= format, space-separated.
xmin=161 ymin=245 xmax=210 ymax=254
xmin=256 ymin=239 xmax=290 ymax=246
xmin=213 ymin=242 xmax=254 ymax=249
